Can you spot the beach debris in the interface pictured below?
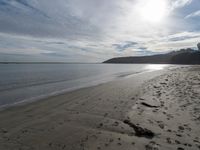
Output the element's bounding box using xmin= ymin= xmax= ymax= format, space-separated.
xmin=123 ymin=120 xmax=155 ymax=139
xmin=158 ymin=123 xmax=164 ymax=129
xmin=177 ymin=147 xmax=184 ymax=150
xmin=104 ymin=113 xmax=108 ymax=117
xmin=166 ymin=137 xmax=172 ymax=144
xmin=141 ymin=102 xmax=159 ymax=108
xmin=117 ymin=142 xmax=122 ymax=146
xmin=176 ymin=134 xmax=182 ymax=137
xmin=160 ymin=82 xmax=167 ymax=85
xmin=145 ymin=141 xmax=160 ymax=150
xmin=97 ymin=123 xmax=103 ymax=128
xmin=109 ymin=139 xmax=114 ymax=143
xmin=183 ymin=143 xmax=192 ymax=147
xmin=112 ymin=121 xmax=119 ymax=126
xmin=175 ymin=140 xmax=181 ymax=144
xmin=1 ymin=128 xmax=8 ymax=134
xmin=178 ymin=126 xmax=184 ymax=130
xmin=167 ymin=129 xmax=172 ymax=132
xmin=153 ymin=85 xmax=160 ymax=89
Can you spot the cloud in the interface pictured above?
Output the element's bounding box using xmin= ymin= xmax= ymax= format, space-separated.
xmin=0 ymin=0 xmax=199 ymax=62
xmin=146 ymin=31 xmax=200 ymax=51
xmin=0 ymin=0 xmax=101 ymax=40
xmin=166 ymin=31 xmax=200 ymax=41
xmin=0 ymin=0 xmax=179 ymax=40
xmin=113 ymin=41 xmax=138 ymax=52
xmin=170 ymin=0 xmax=192 ymax=9
xmin=185 ymin=10 xmax=200 ymax=18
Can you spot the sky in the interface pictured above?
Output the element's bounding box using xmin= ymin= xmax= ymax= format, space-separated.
xmin=0 ymin=0 xmax=200 ymax=62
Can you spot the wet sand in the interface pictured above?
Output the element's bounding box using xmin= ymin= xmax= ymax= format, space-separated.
xmin=0 ymin=66 xmax=200 ymax=150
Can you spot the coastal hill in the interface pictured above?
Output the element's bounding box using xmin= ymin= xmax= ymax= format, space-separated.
xmin=104 ymin=45 xmax=200 ymax=64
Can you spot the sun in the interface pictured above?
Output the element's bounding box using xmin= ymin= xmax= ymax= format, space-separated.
xmin=136 ymin=0 xmax=169 ymax=23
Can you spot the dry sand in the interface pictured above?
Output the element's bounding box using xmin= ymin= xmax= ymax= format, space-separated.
xmin=0 ymin=66 xmax=200 ymax=150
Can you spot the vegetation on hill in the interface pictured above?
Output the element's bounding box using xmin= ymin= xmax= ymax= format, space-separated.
xmin=104 ymin=43 xmax=200 ymax=64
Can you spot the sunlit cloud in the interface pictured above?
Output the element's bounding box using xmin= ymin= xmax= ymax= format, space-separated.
xmin=134 ymin=0 xmax=170 ymax=23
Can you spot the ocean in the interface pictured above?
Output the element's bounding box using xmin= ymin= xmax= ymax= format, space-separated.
xmin=0 ymin=63 xmax=169 ymax=108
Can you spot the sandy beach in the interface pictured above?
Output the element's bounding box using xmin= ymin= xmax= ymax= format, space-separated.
xmin=0 ymin=66 xmax=200 ymax=150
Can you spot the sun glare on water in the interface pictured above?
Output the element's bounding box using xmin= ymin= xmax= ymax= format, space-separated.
xmin=136 ymin=0 xmax=169 ymax=23
xmin=146 ymin=64 xmax=169 ymax=70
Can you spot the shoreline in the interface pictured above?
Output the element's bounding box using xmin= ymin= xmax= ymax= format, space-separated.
xmin=0 ymin=66 xmax=170 ymax=111
xmin=0 ymin=66 xmax=199 ymax=150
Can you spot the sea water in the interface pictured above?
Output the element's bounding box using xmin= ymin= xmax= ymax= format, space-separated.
xmin=0 ymin=63 xmax=169 ymax=108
